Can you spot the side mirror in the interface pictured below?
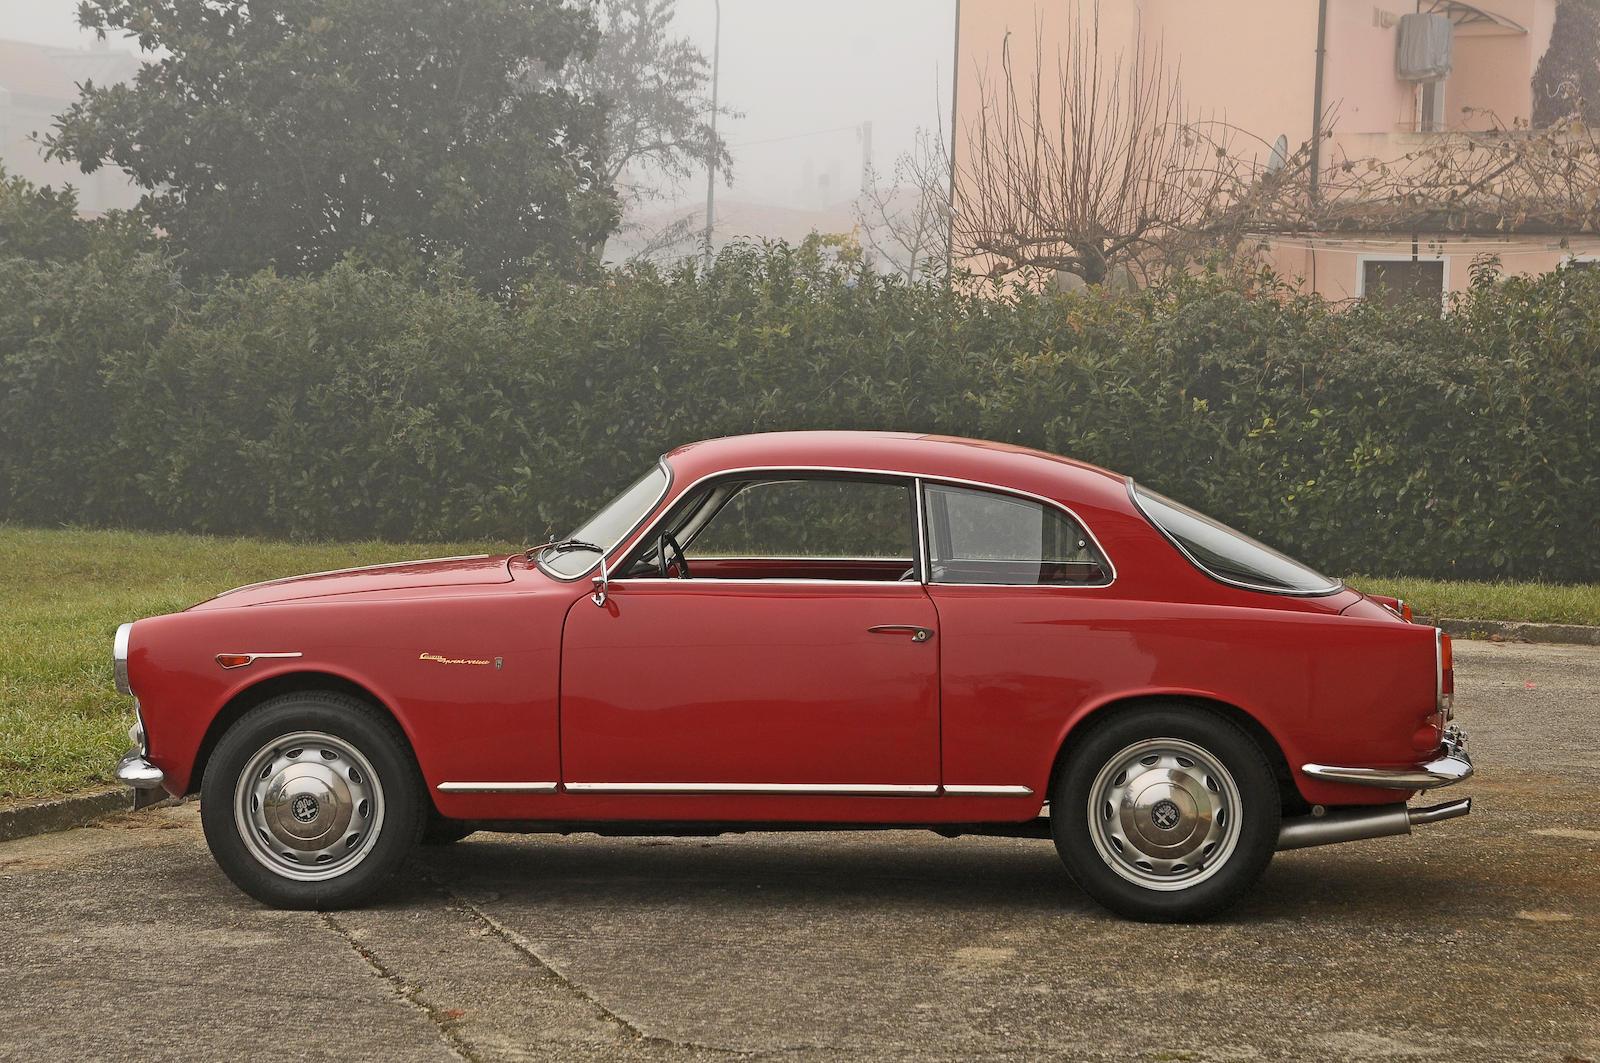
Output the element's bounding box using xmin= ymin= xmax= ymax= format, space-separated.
xmin=591 ymin=552 xmax=609 ymax=607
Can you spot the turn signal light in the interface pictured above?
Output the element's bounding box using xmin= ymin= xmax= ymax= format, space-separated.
xmin=216 ymin=654 xmax=255 ymax=669
xmin=1398 ymin=599 xmax=1414 ymax=623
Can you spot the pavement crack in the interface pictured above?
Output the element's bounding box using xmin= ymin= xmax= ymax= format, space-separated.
xmin=319 ymin=911 xmax=481 ymax=1063
xmin=431 ymin=879 xmax=746 ymax=1057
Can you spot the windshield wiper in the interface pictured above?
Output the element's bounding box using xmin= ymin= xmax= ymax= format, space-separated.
xmin=531 ymin=537 xmax=605 ymax=562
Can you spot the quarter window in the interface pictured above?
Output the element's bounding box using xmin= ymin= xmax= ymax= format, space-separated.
xmin=923 ymin=483 xmax=1109 ymax=586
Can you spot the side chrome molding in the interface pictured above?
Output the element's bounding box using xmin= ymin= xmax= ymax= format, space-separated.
xmin=435 ymin=781 xmax=1034 ymax=797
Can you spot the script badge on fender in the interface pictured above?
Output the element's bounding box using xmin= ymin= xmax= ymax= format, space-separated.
xmin=418 ymin=652 xmax=503 ymax=669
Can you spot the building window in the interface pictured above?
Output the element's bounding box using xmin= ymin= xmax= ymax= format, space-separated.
xmin=1358 ymin=258 xmax=1446 ymax=308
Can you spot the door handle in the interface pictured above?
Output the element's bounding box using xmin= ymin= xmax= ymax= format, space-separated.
xmin=868 ymin=624 xmax=934 ymax=643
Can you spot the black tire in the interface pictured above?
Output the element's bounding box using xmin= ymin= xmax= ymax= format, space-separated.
xmin=1051 ymin=703 xmax=1279 ymax=922
xmin=420 ymin=810 xmax=476 ymax=846
xmin=200 ymin=691 xmax=425 ymax=909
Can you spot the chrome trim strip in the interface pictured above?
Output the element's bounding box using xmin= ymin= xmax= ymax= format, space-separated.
xmin=216 ymin=651 xmax=304 ymax=669
xmin=942 ymin=784 xmax=1034 ymax=796
xmin=1126 ymin=479 xmax=1343 ymax=598
xmin=113 ymin=622 xmax=134 ymax=695
xmin=914 ymin=477 xmax=930 ymax=584
xmin=538 ymin=456 xmax=675 ymax=583
xmin=616 ymin=463 xmax=1117 ymax=591
xmin=563 ymin=782 xmax=941 ymax=796
xmin=1302 ymin=726 xmax=1472 ymax=790
xmin=614 ymin=578 xmax=927 ymax=588
xmin=436 ymin=782 xmax=560 ymax=793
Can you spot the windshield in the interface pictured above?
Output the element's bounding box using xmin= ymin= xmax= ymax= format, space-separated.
xmin=539 ymin=462 xmax=670 ymax=579
xmin=1132 ymin=484 xmax=1342 ymax=595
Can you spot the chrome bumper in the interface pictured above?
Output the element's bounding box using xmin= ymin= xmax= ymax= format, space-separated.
xmin=116 ymin=749 xmax=165 ymax=790
xmin=1301 ymin=724 xmax=1472 ymax=790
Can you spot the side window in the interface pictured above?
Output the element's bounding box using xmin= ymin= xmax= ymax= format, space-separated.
xmin=924 ymin=483 xmax=1109 ymax=586
xmin=689 ymin=478 xmax=915 ymax=560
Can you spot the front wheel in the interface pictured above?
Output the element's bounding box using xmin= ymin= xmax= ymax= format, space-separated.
xmin=200 ymin=692 xmax=424 ymax=909
xmin=1052 ymin=705 xmax=1279 ymax=922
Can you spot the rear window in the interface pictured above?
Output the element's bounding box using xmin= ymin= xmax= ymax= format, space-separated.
xmin=1132 ymin=484 xmax=1341 ymax=595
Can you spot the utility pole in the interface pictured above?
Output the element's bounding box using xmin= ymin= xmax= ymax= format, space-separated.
xmin=703 ymin=0 xmax=721 ymax=269
xmin=858 ymin=120 xmax=873 ymax=195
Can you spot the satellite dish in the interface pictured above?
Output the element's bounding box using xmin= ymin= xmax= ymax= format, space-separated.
xmin=1266 ymin=134 xmax=1289 ymax=175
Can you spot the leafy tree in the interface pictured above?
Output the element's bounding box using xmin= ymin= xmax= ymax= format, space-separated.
xmin=0 ymin=166 xmax=152 ymax=263
xmin=572 ymin=0 xmax=734 ymax=257
xmin=1532 ymin=0 xmax=1600 ymax=126
xmin=46 ymin=0 xmax=619 ymax=289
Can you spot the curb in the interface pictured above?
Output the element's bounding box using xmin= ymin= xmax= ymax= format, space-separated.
xmin=1424 ymin=617 xmax=1600 ymax=647
xmin=0 ymin=788 xmax=132 ymax=843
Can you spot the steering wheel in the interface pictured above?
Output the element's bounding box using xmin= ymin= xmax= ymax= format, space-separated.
xmin=658 ymin=532 xmax=691 ymax=579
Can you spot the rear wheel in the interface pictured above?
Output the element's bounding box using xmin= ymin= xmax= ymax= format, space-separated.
xmin=200 ymin=691 xmax=424 ymax=909
xmin=1052 ymin=704 xmax=1279 ymax=922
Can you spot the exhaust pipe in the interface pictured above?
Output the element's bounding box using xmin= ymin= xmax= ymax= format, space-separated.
xmin=1276 ymin=797 xmax=1471 ymax=852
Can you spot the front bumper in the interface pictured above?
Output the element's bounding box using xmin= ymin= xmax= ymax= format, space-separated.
xmin=116 ymin=750 xmax=164 ymax=790
xmin=1300 ymin=724 xmax=1472 ymax=790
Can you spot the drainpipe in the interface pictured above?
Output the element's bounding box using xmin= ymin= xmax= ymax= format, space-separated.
xmin=1310 ymin=0 xmax=1328 ymax=204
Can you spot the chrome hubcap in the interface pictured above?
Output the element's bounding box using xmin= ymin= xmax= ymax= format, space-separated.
xmin=1087 ymin=737 xmax=1241 ymax=891
xmin=234 ymin=731 xmax=384 ymax=881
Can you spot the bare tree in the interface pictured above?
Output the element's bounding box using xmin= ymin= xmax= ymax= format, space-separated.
xmin=854 ymin=127 xmax=951 ymax=282
xmin=951 ymin=6 xmax=1225 ymax=286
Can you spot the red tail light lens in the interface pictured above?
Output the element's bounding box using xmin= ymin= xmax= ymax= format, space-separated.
xmin=1436 ymin=630 xmax=1454 ymax=718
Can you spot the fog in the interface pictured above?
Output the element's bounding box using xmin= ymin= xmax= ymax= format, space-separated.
xmin=0 ymin=0 xmax=956 ymax=226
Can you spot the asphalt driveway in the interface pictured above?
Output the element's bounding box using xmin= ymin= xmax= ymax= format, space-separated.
xmin=1 ymin=640 xmax=1595 ymax=1062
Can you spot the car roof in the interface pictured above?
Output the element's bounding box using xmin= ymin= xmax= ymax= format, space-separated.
xmin=661 ymin=431 xmax=1132 ymax=510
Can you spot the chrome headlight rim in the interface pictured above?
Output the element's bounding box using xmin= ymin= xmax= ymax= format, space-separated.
xmin=114 ymin=622 xmax=135 ymax=696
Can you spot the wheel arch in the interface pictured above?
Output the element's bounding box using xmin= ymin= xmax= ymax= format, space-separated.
xmin=187 ymin=670 xmax=423 ymax=800
xmin=1045 ymin=693 xmax=1307 ymax=817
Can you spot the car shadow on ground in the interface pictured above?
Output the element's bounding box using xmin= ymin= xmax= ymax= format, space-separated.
xmin=390 ymin=830 xmax=1488 ymax=925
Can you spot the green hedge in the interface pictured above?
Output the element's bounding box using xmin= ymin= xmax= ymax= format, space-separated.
xmin=1 ymin=244 xmax=1595 ymax=582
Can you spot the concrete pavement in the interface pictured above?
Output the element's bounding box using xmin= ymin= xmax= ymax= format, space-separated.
xmin=1 ymin=640 xmax=1596 ymax=1062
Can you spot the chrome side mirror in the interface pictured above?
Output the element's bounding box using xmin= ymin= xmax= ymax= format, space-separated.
xmin=591 ymin=552 xmax=609 ymax=607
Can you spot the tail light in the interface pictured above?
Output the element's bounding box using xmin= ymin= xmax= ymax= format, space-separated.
xmin=1436 ymin=629 xmax=1454 ymax=719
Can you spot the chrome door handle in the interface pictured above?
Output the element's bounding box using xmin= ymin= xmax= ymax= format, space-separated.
xmin=868 ymin=625 xmax=934 ymax=643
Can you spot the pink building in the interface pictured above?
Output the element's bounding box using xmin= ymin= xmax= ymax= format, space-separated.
xmin=953 ymin=0 xmax=1597 ymax=301
xmin=0 ymin=38 xmax=141 ymax=214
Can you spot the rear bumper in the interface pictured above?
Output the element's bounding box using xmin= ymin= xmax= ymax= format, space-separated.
xmin=1300 ymin=724 xmax=1472 ymax=790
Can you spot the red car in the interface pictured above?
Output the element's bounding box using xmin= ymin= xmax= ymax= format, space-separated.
xmin=114 ymin=432 xmax=1471 ymax=921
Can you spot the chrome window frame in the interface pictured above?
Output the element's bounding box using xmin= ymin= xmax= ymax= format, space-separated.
xmin=1127 ymin=479 xmax=1342 ymax=598
xmin=536 ymin=457 xmax=675 ymax=583
xmin=607 ymin=464 xmax=1116 ymax=591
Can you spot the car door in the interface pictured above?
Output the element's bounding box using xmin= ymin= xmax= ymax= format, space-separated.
xmin=559 ymin=473 xmax=941 ymax=794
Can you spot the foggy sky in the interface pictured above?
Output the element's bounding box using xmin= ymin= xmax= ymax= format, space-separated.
xmin=0 ymin=0 xmax=956 ymax=211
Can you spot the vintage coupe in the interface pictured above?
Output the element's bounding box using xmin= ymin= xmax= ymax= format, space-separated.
xmin=113 ymin=432 xmax=1472 ymax=921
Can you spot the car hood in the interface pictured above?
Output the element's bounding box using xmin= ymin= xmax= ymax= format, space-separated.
xmin=193 ymin=554 xmax=515 ymax=609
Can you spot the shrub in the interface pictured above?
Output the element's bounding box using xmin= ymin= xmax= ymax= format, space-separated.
xmin=1 ymin=245 xmax=1594 ymax=582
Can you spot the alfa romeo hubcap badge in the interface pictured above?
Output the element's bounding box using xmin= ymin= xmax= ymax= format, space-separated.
xmin=292 ymin=794 xmax=320 ymax=822
xmin=1150 ymin=798 xmax=1182 ymax=830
